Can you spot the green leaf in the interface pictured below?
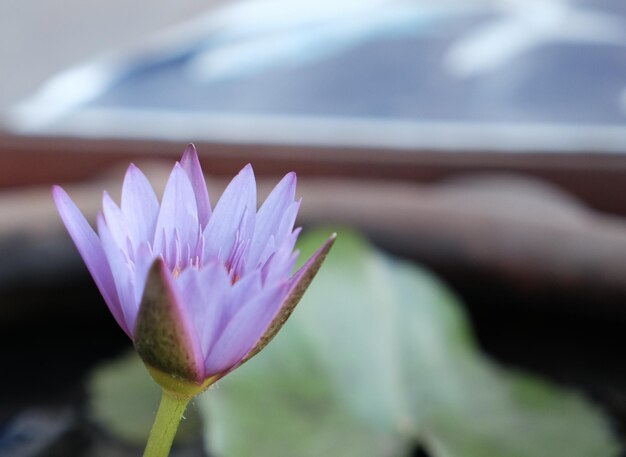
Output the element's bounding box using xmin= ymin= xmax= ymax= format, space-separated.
xmin=199 ymin=229 xmax=618 ymax=457
xmin=87 ymin=351 xmax=202 ymax=445
xmin=201 ymin=318 xmax=407 ymax=457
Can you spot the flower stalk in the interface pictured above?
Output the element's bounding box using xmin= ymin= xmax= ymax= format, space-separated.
xmin=143 ymin=389 xmax=191 ymax=457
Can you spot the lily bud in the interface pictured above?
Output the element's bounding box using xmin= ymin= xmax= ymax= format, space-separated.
xmin=53 ymin=144 xmax=334 ymax=398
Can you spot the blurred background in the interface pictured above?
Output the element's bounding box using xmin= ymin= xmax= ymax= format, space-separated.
xmin=1 ymin=0 xmax=626 ymax=456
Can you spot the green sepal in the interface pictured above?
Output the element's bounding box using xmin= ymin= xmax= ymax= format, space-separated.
xmin=241 ymin=233 xmax=336 ymax=365
xmin=134 ymin=258 xmax=204 ymax=386
xmin=146 ymin=365 xmax=217 ymax=401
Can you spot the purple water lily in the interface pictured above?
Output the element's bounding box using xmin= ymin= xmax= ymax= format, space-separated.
xmin=53 ymin=145 xmax=334 ymax=386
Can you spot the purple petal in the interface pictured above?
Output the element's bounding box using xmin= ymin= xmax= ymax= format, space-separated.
xmin=134 ymin=241 xmax=156 ymax=305
xmin=52 ymin=186 xmax=127 ymax=335
xmin=228 ymin=269 xmax=262 ymax=320
xmin=102 ymin=192 xmax=131 ymax=251
xmin=134 ymin=258 xmax=205 ymax=382
xmin=181 ymin=144 xmax=212 ymax=228
xmin=154 ymin=163 xmax=199 ymax=261
xmin=242 ymin=233 xmax=336 ymax=365
xmin=121 ymin=164 xmax=159 ymax=247
xmin=276 ymin=200 xmax=300 ymax=245
xmin=261 ymin=228 xmax=301 ymax=285
xmin=175 ymin=263 xmax=230 ymax=361
xmin=248 ymin=172 xmax=297 ymax=267
xmin=254 ymin=200 xmax=301 ymax=268
xmin=203 ymin=164 xmax=256 ymax=262
xmin=97 ymin=214 xmax=137 ymax=333
xmin=204 ymin=282 xmax=288 ymax=376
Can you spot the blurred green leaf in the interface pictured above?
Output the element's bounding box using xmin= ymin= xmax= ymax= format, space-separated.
xmin=87 ymin=351 xmax=202 ymax=445
xmin=200 ymin=229 xmax=619 ymax=457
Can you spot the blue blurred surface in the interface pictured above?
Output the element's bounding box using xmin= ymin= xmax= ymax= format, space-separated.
xmin=84 ymin=0 xmax=626 ymax=125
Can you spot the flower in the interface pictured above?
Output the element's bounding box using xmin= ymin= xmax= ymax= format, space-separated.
xmin=53 ymin=144 xmax=334 ymax=393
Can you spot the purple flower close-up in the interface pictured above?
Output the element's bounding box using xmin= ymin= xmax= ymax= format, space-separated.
xmin=52 ymin=144 xmax=334 ymax=387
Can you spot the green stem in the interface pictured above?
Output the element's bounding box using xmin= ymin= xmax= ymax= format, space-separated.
xmin=143 ymin=390 xmax=191 ymax=457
